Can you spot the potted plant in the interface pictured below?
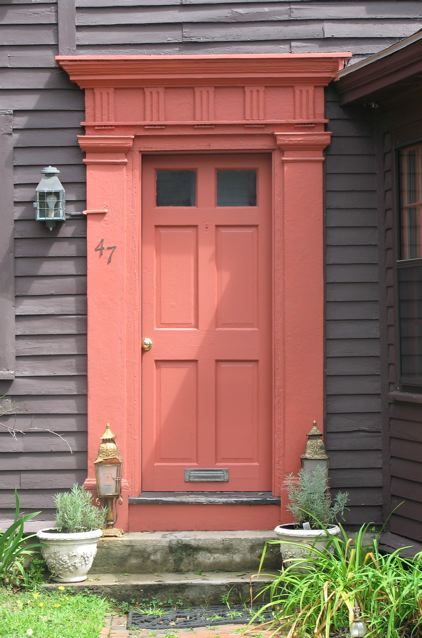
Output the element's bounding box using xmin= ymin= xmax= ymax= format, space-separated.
xmin=37 ymin=484 xmax=107 ymax=583
xmin=274 ymin=465 xmax=348 ymax=564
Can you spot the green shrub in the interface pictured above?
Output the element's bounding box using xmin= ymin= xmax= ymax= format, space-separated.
xmin=256 ymin=524 xmax=422 ymax=638
xmin=0 ymin=492 xmax=40 ymax=588
xmin=55 ymin=485 xmax=107 ymax=533
xmin=285 ymin=465 xmax=348 ymax=528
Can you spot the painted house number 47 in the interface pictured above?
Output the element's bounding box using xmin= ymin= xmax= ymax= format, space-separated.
xmin=95 ymin=239 xmax=117 ymax=265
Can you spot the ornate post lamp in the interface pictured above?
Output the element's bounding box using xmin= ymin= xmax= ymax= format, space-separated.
xmin=94 ymin=424 xmax=123 ymax=536
xmin=301 ymin=420 xmax=329 ymax=475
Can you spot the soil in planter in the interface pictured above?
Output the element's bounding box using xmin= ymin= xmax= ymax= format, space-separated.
xmin=128 ymin=605 xmax=272 ymax=630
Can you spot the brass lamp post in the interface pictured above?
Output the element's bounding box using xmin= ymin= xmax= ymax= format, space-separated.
xmin=301 ymin=420 xmax=329 ymax=475
xmin=94 ymin=424 xmax=123 ymax=536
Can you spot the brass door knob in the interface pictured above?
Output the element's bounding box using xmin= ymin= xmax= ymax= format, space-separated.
xmin=142 ymin=337 xmax=153 ymax=352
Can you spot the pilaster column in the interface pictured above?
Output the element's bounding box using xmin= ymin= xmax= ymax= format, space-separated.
xmin=274 ymin=131 xmax=331 ymax=482
xmin=79 ymin=135 xmax=134 ymax=531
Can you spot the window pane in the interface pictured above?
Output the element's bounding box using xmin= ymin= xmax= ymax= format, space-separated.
xmin=399 ymin=263 xmax=422 ymax=385
xmin=156 ymin=170 xmax=196 ymax=206
xmin=407 ymin=151 xmax=417 ymax=203
xmin=217 ymin=170 xmax=256 ymax=206
xmin=400 ymin=147 xmax=422 ymax=258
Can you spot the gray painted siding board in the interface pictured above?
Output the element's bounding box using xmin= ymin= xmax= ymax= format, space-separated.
xmin=0 ymin=452 xmax=86 ymax=471
xmin=0 ymin=5 xmax=56 ymax=23
xmin=0 ymin=432 xmax=86 ymax=453
xmin=15 ymin=296 xmax=86 ymax=315
xmin=16 ymin=316 xmax=86 ymax=335
xmin=16 ymin=335 xmax=86 ymax=356
xmin=0 ymin=25 xmax=57 ymax=45
xmin=5 ymin=377 xmax=86 ymax=395
xmin=291 ymin=2 xmax=422 ymax=20
xmin=15 ymin=257 xmax=86 ymax=276
xmin=1 ymin=415 xmax=86 ymax=433
xmin=77 ymin=5 xmax=291 ymax=24
xmin=16 ymin=355 xmax=87 ymax=376
xmin=15 ymin=238 xmax=86 ymax=257
xmin=0 ymin=111 xmax=15 ymax=380
xmin=15 ymin=220 xmax=86 ymax=238
xmin=15 ymin=276 xmax=86 ymax=296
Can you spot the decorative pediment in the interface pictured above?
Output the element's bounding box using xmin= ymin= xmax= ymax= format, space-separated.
xmin=57 ymin=54 xmax=350 ymax=129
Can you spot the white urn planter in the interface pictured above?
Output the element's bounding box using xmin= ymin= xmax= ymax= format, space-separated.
xmin=274 ymin=523 xmax=340 ymax=565
xmin=37 ymin=528 xmax=102 ymax=582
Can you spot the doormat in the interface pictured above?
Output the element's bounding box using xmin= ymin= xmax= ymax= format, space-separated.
xmin=128 ymin=605 xmax=272 ymax=629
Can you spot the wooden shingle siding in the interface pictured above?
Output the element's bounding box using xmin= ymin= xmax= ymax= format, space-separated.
xmin=1 ymin=1 xmax=422 ymax=523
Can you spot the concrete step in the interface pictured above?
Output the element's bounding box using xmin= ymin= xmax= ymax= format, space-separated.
xmin=92 ymin=531 xmax=280 ymax=575
xmin=44 ymin=571 xmax=275 ymax=604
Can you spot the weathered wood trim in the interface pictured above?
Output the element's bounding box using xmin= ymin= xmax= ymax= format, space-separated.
xmin=57 ymin=0 xmax=76 ymax=55
xmin=336 ymin=33 xmax=422 ymax=104
xmin=0 ymin=111 xmax=15 ymax=380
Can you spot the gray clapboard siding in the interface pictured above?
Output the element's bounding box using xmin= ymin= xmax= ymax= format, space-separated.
xmin=76 ymin=5 xmax=292 ymax=24
xmin=0 ymin=111 xmax=15 ymax=380
xmin=325 ymin=91 xmax=382 ymax=524
xmin=1 ymin=414 xmax=87 ymax=432
xmin=15 ymin=296 xmax=86 ymax=315
xmin=15 ymin=238 xmax=86 ymax=258
xmin=15 ymin=276 xmax=86 ymax=296
xmin=0 ymin=452 xmax=87 ymax=471
xmin=16 ymin=356 xmax=87 ymax=376
xmin=15 ymin=258 xmax=86 ymax=276
xmin=15 ymin=219 xmax=86 ymax=238
xmin=326 ymin=321 xmax=379 ymax=339
xmin=16 ymin=335 xmax=86 ymax=356
xmin=16 ymin=316 xmax=86 ymax=335
xmin=0 ymin=432 xmax=86 ymax=453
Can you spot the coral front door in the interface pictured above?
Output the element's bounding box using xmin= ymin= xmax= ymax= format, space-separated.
xmin=141 ymin=154 xmax=272 ymax=492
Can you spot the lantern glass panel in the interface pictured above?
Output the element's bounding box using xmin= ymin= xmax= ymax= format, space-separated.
xmin=96 ymin=463 xmax=120 ymax=497
xmin=36 ymin=190 xmax=66 ymax=222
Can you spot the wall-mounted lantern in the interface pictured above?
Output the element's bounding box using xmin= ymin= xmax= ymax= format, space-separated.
xmin=34 ymin=166 xmax=66 ymax=231
xmin=301 ymin=420 xmax=329 ymax=475
xmin=94 ymin=424 xmax=123 ymax=536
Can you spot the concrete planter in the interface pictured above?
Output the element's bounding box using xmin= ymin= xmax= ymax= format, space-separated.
xmin=273 ymin=523 xmax=340 ymax=566
xmin=37 ymin=528 xmax=102 ymax=582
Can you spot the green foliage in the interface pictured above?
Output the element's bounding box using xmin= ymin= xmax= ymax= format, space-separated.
xmin=55 ymin=485 xmax=107 ymax=533
xmin=285 ymin=466 xmax=348 ymax=528
xmin=0 ymin=492 xmax=40 ymax=588
xmin=0 ymin=587 xmax=110 ymax=638
xmin=256 ymin=524 xmax=422 ymax=638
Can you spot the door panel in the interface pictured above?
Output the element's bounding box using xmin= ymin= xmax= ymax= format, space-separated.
xmin=142 ymin=154 xmax=272 ymax=491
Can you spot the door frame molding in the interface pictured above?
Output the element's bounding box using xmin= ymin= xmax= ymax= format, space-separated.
xmin=58 ymin=53 xmax=350 ymax=530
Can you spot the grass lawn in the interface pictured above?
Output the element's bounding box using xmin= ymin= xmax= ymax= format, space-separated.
xmin=0 ymin=587 xmax=110 ymax=638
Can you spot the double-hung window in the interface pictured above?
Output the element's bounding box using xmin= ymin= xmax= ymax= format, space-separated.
xmin=398 ymin=144 xmax=422 ymax=389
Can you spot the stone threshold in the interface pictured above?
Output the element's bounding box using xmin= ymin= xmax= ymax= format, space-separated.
xmin=129 ymin=492 xmax=280 ymax=505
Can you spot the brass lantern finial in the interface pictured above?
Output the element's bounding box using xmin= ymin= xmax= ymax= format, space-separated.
xmin=301 ymin=420 xmax=328 ymax=474
xmin=94 ymin=423 xmax=122 ymax=464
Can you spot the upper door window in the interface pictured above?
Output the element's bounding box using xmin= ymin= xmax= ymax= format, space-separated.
xmin=217 ymin=169 xmax=257 ymax=206
xmin=398 ymin=144 xmax=422 ymax=389
xmin=156 ymin=170 xmax=196 ymax=206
